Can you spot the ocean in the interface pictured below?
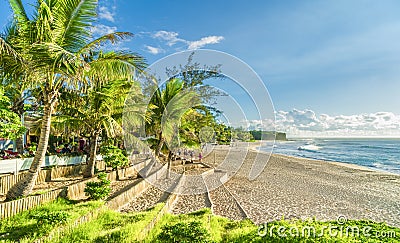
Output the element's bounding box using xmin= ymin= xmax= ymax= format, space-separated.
xmin=259 ymin=138 xmax=400 ymax=174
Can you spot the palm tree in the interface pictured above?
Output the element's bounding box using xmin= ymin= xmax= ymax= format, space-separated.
xmin=2 ymin=0 xmax=145 ymax=200
xmin=55 ymin=79 xmax=144 ymax=178
xmin=146 ymin=78 xmax=200 ymax=162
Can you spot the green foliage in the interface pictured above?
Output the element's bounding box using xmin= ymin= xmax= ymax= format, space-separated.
xmin=156 ymin=221 xmax=212 ymax=243
xmin=250 ymin=130 xmax=287 ymax=141
xmin=85 ymin=172 xmax=111 ymax=200
xmin=147 ymin=208 xmax=400 ymax=243
xmin=232 ymin=127 xmax=254 ymax=142
xmin=0 ymin=87 xmax=26 ymax=140
xmin=146 ymin=78 xmax=201 ymax=154
xmin=214 ymin=123 xmax=231 ymax=145
xmin=101 ymin=145 xmax=129 ymax=170
xmin=30 ymin=211 xmax=70 ymax=225
xmin=13 ymin=201 xmax=397 ymax=243
xmin=54 ymin=204 xmax=165 ymax=243
xmin=0 ymin=198 xmax=102 ymax=242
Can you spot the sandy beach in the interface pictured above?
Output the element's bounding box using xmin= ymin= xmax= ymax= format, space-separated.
xmin=202 ymin=142 xmax=400 ymax=227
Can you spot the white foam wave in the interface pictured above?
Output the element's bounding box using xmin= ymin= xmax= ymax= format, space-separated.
xmin=298 ymin=145 xmax=321 ymax=152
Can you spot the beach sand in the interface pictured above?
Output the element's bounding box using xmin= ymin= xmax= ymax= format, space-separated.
xmin=203 ymin=142 xmax=400 ymax=227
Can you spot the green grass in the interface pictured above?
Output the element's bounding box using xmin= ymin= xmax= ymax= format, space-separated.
xmin=52 ymin=203 xmax=164 ymax=243
xmin=1 ymin=201 xmax=399 ymax=242
xmin=145 ymin=208 xmax=400 ymax=243
xmin=0 ymin=198 xmax=103 ymax=242
xmin=145 ymin=208 xmax=258 ymax=242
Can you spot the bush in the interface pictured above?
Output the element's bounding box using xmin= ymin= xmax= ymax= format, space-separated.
xmin=101 ymin=145 xmax=129 ymax=170
xmin=30 ymin=211 xmax=70 ymax=225
xmin=85 ymin=172 xmax=111 ymax=200
xmin=156 ymin=221 xmax=212 ymax=243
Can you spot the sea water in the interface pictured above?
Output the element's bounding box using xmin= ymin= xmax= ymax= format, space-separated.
xmin=259 ymin=138 xmax=400 ymax=174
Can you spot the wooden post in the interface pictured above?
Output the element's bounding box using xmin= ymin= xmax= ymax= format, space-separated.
xmin=214 ymin=151 xmax=216 ymax=166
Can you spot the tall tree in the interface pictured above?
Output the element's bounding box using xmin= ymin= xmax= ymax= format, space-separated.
xmin=145 ymin=78 xmax=200 ymax=179
xmin=0 ymin=23 xmax=32 ymax=153
xmin=0 ymin=87 xmax=26 ymax=140
xmin=3 ymin=0 xmax=145 ymax=200
xmin=55 ymin=79 xmax=144 ymax=178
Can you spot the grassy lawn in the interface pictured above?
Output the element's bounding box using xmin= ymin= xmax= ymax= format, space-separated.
xmin=1 ymin=201 xmax=399 ymax=242
xmin=52 ymin=203 xmax=164 ymax=243
xmin=146 ymin=208 xmax=400 ymax=243
xmin=0 ymin=198 xmax=103 ymax=242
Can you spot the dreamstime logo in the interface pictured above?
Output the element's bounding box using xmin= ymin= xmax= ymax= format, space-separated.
xmin=122 ymin=50 xmax=275 ymax=194
xmin=257 ymin=215 xmax=397 ymax=239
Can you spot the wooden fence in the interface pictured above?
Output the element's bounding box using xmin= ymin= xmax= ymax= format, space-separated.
xmin=0 ymin=170 xmax=50 ymax=195
xmin=50 ymin=164 xmax=87 ymax=180
xmin=0 ymin=188 xmax=66 ymax=219
xmin=0 ymin=160 xmax=109 ymax=196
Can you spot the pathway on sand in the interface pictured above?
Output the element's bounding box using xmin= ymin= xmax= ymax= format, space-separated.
xmin=204 ymin=171 xmax=247 ymax=220
xmin=121 ymin=160 xmax=248 ymax=221
xmin=170 ymin=168 xmax=211 ymax=214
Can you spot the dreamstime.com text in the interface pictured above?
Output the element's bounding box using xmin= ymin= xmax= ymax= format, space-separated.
xmin=257 ymin=216 xmax=396 ymax=239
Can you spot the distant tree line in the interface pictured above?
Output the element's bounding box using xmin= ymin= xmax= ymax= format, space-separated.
xmin=249 ymin=131 xmax=287 ymax=141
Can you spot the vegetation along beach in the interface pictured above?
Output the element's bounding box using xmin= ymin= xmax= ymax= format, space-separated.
xmin=1 ymin=0 xmax=400 ymax=242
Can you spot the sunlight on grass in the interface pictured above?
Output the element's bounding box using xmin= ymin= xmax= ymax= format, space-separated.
xmin=0 ymin=198 xmax=103 ymax=242
xmin=1 ymin=202 xmax=399 ymax=243
xmin=53 ymin=203 xmax=164 ymax=243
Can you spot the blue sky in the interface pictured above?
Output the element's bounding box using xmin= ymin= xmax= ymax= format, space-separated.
xmin=1 ymin=0 xmax=400 ymax=136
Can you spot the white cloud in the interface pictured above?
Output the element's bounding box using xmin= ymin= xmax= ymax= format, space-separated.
xmin=151 ymin=30 xmax=224 ymax=50
xmin=91 ymin=24 xmax=117 ymax=36
xmin=98 ymin=6 xmax=115 ymax=22
xmin=153 ymin=31 xmax=185 ymax=46
xmin=247 ymin=109 xmax=400 ymax=137
xmin=145 ymin=45 xmax=164 ymax=55
xmin=187 ymin=36 xmax=224 ymax=50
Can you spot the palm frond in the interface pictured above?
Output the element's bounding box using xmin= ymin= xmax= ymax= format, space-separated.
xmin=87 ymin=51 xmax=146 ymax=84
xmin=9 ymin=0 xmax=29 ymax=28
xmin=54 ymin=0 xmax=97 ymax=51
xmin=0 ymin=37 xmax=21 ymax=61
xmin=79 ymin=32 xmax=134 ymax=55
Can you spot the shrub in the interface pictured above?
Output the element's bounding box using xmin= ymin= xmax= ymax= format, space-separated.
xmin=101 ymin=145 xmax=129 ymax=170
xmin=30 ymin=211 xmax=70 ymax=225
xmin=156 ymin=221 xmax=212 ymax=243
xmin=101 ymin=145 xmax=129 ymax=180
xmin=85 ymin=172 xmax=111 ymax=200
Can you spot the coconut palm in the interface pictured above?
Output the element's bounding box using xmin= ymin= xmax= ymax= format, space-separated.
xmin=146 ymin=78 xmax=200 ymax=159
xmin=55 ymin=79 xmax=145 ymax=178
xmin=2 ymin=0 xmax=145 ymax=200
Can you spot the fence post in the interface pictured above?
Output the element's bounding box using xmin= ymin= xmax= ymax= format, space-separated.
xmin=15 ymin=159 xmax=18 ymax=176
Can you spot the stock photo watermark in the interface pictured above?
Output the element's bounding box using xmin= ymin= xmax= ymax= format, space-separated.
xmin=257 ymin=215 xmax=397 ymax=239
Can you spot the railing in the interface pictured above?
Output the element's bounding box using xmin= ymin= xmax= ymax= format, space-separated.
xmin=0 ymin=170 xmax=49 ymax=195
xmin=0 ymin=159 xmax=104 ymax=196
xmin=0 ymin=188 xmax=66 ymax=219
xmin=0 ymin=155 xmax=87 ymax=174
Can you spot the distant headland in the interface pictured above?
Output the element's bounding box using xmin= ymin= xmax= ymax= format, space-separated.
xmin=249 ymin=131 xmax=287 ymax=141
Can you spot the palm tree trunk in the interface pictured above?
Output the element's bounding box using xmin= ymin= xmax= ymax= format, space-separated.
xmin=84 ymin=133 xmax=99 ymax=178
xmin=15 ymin=137 xmax=24 ymax=154
xmin=116 ymin=167 xmax=120 ymax=181
xmin=166 ymin=151 xmax=172 ymax=179
xmin=6 ymin=101 xmax=54 ymax=200
xmin=12 ymin=101 xmax=25 ymax=154
xmin=155 ymin=132 xmax=164 ymax=157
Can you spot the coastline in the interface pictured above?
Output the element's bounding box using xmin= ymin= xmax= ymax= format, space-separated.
xmin=206 ymin=142 xmax=400 ymax=227
xmin=247 ymin=141 xmax=399 ymax=176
